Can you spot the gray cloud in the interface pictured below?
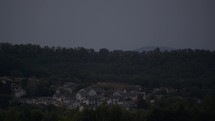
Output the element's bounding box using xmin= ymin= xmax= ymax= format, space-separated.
xmin=0 ymin=0 xmax=215 ymax=50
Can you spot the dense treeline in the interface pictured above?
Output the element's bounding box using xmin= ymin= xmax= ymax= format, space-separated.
xmin=0 ymin=43 xmax=215 ymax=89
xmin=1 ymin=96 xmax=215 ymax=121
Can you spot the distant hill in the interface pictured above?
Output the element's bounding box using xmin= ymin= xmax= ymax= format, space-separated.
xmin=134 ymin=46 xmax=175 ymax=52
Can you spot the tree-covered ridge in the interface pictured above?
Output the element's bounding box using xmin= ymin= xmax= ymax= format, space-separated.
xmin=0 ymin=43 xmax=215 ymax=89
xmin=1 ymin=43 xmax=215 ymax=121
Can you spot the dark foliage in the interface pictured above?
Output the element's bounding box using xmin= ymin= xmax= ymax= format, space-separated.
xmin=1 ymin=99 xmax=215 ymax=121
xmin=0 ymin=43 xmax=214 ymax=90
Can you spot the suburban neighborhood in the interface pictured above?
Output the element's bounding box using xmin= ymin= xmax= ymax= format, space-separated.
xmin=0 ymin=76 xmax=188 ymax=111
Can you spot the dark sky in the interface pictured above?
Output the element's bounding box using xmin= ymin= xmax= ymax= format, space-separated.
xmin=0 ymin=0 xmax=215 ymax=50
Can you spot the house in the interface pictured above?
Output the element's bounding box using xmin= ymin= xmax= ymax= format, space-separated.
xmin=75 ymin=87 xmax=106 ymax=107
xmin=91 ymin=87 xmax=105 ymax=95
xmin=63 ymin=82 xmax=76 ymax=94
xmin=107 ymin=92 xmax=125 ymax=105
xmin=76 ymin=87 xmax=105 ymax=103
xmin=14 ymin=87 xmax=26 ymax=98
xmin=108 ymin=88 xmax=141 ymax=106
xmin=53 ymin=82 xmax=77 ymax=103
xmin=55 ymin=82 xmax=77 ymax=96
xmin=64 ymin=98 xmax=80 ymax=109
xmin=112 ymin=96 xmax=125 ymax=105
xmin=53 ymin=93 xmax=66 ymax=102
xmin=83 ymin=96 xmax=101 ymax=106
xmin=24 ymin=98 xmax=36 ymax=104
xmin=113 ymin=91 xmax=123 ymax=96
xmin=88 ymin=89 xmax=97 ymax=96
xmin=10 ymin=80 xmax=26 ymax=98
xmin=79 ymin=106 xmax=84 ymax=111
xmin=139 ymin=92 xmax=146 ymax=100
xmin=76 ymin=91 xmax=89 ymax=103
xmin=37 ymin=97 xmax=53 ymax=105
xmin=122 ymin=92 xmax=139 ymax=102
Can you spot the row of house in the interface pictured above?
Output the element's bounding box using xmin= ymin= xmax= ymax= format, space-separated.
xmin=1 ymin=77 xmax=200 ymax=110
xmin=7 ymin=79 xmax=179 ymax=110
xmin=32 ymin=83 xmax=144 ymax=110
xmin=75 ymin=85 xmax=144 ymax=109
xmin=49 ymin=84 xmax=183 ymax=110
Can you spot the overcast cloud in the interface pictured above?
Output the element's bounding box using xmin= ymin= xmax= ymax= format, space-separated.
xmin=0 ymin=0 xmax=215 ymax=50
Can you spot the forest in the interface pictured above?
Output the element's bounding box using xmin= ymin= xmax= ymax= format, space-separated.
xmin=0 ymin=43 xmax=215 ymax=88
xmin=0 ymin=43 xmax=215 ymax=121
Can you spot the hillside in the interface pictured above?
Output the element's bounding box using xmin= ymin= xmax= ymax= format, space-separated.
xmin=0 ymin=43 xmax=215 ymax=92
xmin=134 ymin=46 xmax=175 ymax=52
xmin=1 ymin=43 xmax=215 ymax=121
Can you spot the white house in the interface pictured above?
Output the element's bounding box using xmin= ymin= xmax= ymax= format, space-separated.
xmin=14 ymin=88 xmax=26 ymax=98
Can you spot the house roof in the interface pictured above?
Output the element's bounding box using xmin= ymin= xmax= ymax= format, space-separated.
xmin=77 ymin=87 xmax=105 ymax=96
